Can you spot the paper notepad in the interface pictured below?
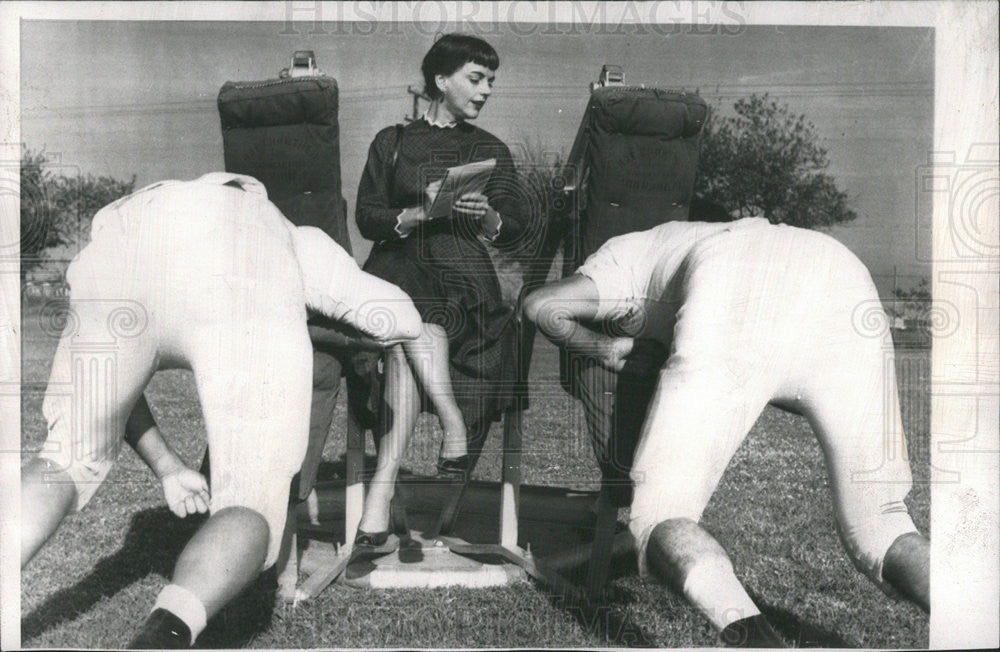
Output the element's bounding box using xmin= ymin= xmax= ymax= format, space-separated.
xmin=426 ymin=158 xmax=496 ymax=220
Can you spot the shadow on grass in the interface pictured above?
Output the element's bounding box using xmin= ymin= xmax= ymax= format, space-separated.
xmin=22 ymin=507 xmax=201 ymax=641
xmin=550 ymin=543 xmax=852 ymax=647
xmin=748 ymin=591 xmax=854 ymax=648
xmin=546 ymin=583 xmax=657 ymax=648
xmin=21 ymin=507 xmax=279 ymax=649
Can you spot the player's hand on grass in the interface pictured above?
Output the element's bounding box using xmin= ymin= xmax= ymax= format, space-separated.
xmin=162 ymin=467 xmax=211 ymax=518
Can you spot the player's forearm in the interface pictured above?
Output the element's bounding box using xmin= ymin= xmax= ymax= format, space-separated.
xmin=125 ymin=396 xmax=185 ymax=480
xmin=308 ymin=323 xmax=390 ymax=351
xmin=534 ymin=311 xmax=613 ymax=357
xmin=293 ymin=227 xmax=422 ymax=344
xmin=525 ymin=286 xmax=632 ymax=372
xmin=332 ymin=275 xmax=423 ymax=344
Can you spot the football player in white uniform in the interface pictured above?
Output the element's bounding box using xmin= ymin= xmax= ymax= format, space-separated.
xmin=524 ymin=218 xmax=929 ymax=647
xmin=21 ymin=173 xmax=422 ymax=648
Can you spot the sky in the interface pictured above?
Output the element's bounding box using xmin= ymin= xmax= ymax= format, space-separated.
xmin=19 ymin=19 xmax=935 ymax=298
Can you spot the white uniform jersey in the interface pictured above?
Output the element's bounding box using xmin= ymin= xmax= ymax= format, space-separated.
xmin=577 ymin=217 xmax=772 ymax=346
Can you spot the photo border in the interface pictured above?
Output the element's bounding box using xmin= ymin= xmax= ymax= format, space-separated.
xmin=2 ymin=2 xmax=996 ymax=650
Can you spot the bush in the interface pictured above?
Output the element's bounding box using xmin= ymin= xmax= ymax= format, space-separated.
xmin=20 ymin=146 xmax=135 ymax=276
xmin=694 ymin=94 xmax=857 ymax=228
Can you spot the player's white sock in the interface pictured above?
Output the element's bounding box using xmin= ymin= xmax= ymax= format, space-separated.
xmin=152 ymin=583 xmax=207 ymax=645
xmin=682 ymin=558 xmax=761 ymax=630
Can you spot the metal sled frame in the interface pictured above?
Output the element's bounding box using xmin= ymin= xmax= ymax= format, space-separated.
xmin=278 ymin=313 xmax=627 ymax=603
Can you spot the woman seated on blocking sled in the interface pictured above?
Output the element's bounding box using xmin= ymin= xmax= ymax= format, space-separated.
xmin=351 ymin=33 xmax=530 ymax=548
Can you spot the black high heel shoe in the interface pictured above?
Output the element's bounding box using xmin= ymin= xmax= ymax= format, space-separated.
xmin=353 ymin=529 xmax=391 ymax=548
xmin=345 ymin=503 xmax=403 ymax=586
xmin=350 ymin=527 xmax=398 ymax=568
xmin=352 ymin=498 xmax=402 ymax=554
xmin=436 ymin=454 xmax=471 ymax=480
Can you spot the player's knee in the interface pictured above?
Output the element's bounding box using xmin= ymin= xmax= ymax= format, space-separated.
xmin=211 ymin=479 xmax=291 ymax=570
xmin=882 ymin=531 xmax=929 ymax=610
xmin=883 ymin=531 xmax=928 ymax=567
xmin=206 ymin=505 xmax=272 ymax=568
xmin=631 ymin=513 xmax=694 ymax=580
xmin=23 ymin=456 xmax=70 ymax=480
xmin=642 ymin=518 xmax=736 ymax=598
xmin=883 ymin=531 xmax=928 ymax=581
xmin=423 ymin=322 xmax=447 ymax=338
xmin=212 ymin=505 xmax=269 ymax=534
xmin=398 ymin=303 xmax=423 ymax=341
xmin=212 ymin=506 xmax=270 ymax=550
xmin=30 ymin=451 xmax=112 ymax=513
xmin=521 ymin=289 xmax=542 ymax=324
xmin=22 ymin=457 xmax=79 ymax=505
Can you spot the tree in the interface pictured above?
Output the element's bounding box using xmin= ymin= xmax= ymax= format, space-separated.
xmin=20 ymin=146 xmax=61 ymax=266
xmin=890 ymin=277 xmax=932 ymax=326
xmin=20 ymin=146 xmax=135 ymax=275
xmin=484 ymin=135 xmax=571 ymax=302
xmin=694 ymin=94 xmax=857 ymax=228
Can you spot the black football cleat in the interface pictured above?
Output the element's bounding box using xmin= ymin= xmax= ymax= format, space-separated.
xmin=126 ymin=608 xmax=192 ymax=649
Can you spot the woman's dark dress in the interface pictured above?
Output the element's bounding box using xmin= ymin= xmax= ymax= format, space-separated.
xmin=355 ymin=118 xmax=528 ymax=430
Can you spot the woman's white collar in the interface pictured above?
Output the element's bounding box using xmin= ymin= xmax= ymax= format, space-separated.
xmin=422 ymin=111 xmax=458 ymax=129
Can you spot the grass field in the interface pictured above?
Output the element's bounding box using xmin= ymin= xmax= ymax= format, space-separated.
xmin=20 ymin=295 xmax=930 ymax=648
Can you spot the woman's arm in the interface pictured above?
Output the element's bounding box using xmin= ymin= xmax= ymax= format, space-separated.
xmin=484 ymin=145 xmax=530 ymax=245
xmin=356 ymin=128 xmax=417 ymax=242
xmin=522 ymin=275 xmax=634 ymax=372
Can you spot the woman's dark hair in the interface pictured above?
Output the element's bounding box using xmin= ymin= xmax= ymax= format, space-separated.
xmin=421 ymin=33 xmax=499 ymax=100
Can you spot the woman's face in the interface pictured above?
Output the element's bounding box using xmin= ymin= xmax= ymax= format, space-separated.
xmin=436 ymin=61 xmax=495 ymax=121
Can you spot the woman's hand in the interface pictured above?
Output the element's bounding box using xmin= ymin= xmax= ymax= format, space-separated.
xmin=397 ymin=179 xmax=450 ymax=235
xmin=396 ymin=206 xmax=427 ymax=235
xmin=452 ymin=192 xmax=490 ymax=220
xmin=454 ymin=192 xmax=501 ymax=239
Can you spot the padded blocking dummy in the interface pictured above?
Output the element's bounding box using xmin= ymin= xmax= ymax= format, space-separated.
xmin=558 ymin=87 xmax=709 ymax=477
xmin=218 ymin=76 xmax=351 ymax=253
xmin=218 ymin=75 xmax=352 ymax=502
xmin=566 ymin=86 xmax=708 ymax=270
